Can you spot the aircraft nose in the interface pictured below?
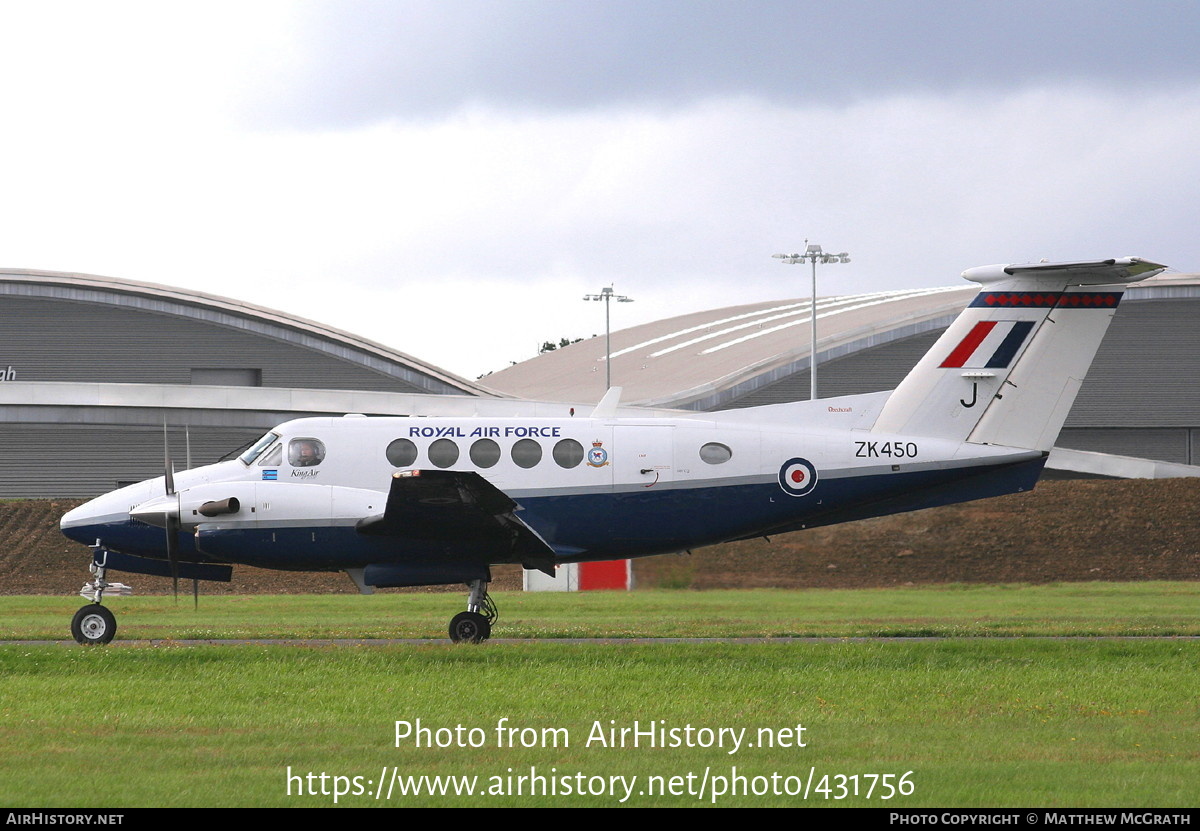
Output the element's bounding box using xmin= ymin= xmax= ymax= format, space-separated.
xmin=60 ymin=499 xmax=105 ymax=544
xmin=59 ymin=480 xmax=155 ymax=545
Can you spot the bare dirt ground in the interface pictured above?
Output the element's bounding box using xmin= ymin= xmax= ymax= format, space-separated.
xmin=6 ymin=477 xmax=1199 ymax=596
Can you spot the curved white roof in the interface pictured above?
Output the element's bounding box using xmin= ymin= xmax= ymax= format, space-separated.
xmin=482 ymin=284 xmax=975 ymax=407
xmin=482 ymin=271 xmax=1200 ymax=409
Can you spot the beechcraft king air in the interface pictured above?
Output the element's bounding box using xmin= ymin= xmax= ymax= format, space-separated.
xmin=60 ymin=256 xmax=1166 ymax=643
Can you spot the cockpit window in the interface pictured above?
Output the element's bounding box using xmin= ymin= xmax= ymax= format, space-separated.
xmin=259 ymin=444 xmax=283 ymax=467
xmin=289 ymin=438 xmax=326 ymax=467
xmin=238 ymin=431 xmax=279 ymax=466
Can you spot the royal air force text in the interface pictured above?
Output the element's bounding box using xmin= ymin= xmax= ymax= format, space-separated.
xmin=408 ymin=426 xmax=562 ymax=439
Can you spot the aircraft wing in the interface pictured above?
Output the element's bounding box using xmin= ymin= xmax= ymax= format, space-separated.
xmin=355 ymin=470 xmax=557 ymax=574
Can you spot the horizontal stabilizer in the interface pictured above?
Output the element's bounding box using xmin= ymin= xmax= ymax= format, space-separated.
xmin=961 ymin=256 xmax=1166 ymax=287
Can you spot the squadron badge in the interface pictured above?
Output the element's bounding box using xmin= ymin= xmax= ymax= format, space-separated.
xmin=587 ymin=440 xmax=610 ymax=467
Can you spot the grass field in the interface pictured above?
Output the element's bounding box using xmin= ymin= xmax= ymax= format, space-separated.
xmin=1 ymin=585 xmax=1197 ymax=808
xmin=4 ymin=581 xmax=1200 ymax=640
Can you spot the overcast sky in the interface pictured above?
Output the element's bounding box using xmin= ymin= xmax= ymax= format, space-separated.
xmin=1 ymin=1 xmax=1197 ymax=380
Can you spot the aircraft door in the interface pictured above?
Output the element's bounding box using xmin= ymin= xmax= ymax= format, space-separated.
xmin=613 ymin=425 xmax=674 ymax=489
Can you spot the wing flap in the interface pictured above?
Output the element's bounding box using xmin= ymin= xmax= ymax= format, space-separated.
xmin=356 ymin=470 xmax=557 ymax=573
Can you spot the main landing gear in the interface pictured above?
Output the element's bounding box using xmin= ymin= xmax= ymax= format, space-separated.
xmin=72 ymin=545 xmax=132 ymax=645
xmin=449 ymin=577 xmax=497 ymax=643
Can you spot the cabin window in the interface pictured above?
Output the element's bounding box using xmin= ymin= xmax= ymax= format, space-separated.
xmin=511 ymin=438 xmax=542 ymax=469
xmin=552 ymin=438 xmax=584 ymax=469
xmin=386 ymin=438 xmax=418 ymax=467
xmin=428 ymin=438 xmax=460 ymax=468
xmin=470 ymin=438 xmax=501 ymax=468
xmin=289 ymin=438 xmax=326 ymax=467
xmin=699 ymin=442 xmax=732 ymax=465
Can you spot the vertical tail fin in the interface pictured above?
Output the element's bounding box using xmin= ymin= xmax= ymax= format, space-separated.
xmin=872 ymin=257 xmax=1166 ymax=450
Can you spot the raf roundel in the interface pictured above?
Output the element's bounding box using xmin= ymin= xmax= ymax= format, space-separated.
xmin=778 ymin=457 xmax=818 ymax=497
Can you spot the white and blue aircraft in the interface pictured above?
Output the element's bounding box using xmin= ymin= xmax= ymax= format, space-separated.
xmin=61 ymin=257 xmax=1166 ymax=643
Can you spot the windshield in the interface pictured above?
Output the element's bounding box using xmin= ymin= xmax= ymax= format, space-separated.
xmin=238 ymin=431 xmax=280 ymax=466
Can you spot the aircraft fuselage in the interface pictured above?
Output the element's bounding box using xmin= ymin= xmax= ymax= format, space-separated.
xmin=61 ymin=397 xmax=1044 ymax=573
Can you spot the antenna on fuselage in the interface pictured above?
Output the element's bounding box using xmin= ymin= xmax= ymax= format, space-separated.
xmin=591 ymin=386 xmax=623 ymax=419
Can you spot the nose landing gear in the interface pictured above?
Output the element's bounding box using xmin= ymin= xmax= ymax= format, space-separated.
xmin=72 ymin=544 xmax=132 ymax=645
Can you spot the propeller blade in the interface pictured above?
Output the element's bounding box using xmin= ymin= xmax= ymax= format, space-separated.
xmin=163 ymin=420 xmax=178 ymax=599
xmin=166 ymin=511 xmax=181 ymax=601
xmin=163 ymin=421 xmax=175 ymax=496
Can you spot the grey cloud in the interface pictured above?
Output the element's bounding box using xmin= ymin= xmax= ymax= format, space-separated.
xmin=248 ymin=0 xmax=1200 ymax=128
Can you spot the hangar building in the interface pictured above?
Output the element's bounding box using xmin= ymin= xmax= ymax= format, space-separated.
xmin=0 ymin=269 xmax=504 ymax=497
xmin=482 ymin=272 xmax=1200 ymax=474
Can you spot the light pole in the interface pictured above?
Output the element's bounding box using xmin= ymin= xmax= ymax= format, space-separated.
xmin=583 ymin=285 xmax=634 ymax=390
xmin=772 ymin=242 xmax=850 ymax=400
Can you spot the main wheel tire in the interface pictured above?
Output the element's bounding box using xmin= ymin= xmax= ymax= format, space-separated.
xmin=448 ymin=611 xmax=491 ymax=643
xmin=71 ymin=605 xmax=116 ymax=645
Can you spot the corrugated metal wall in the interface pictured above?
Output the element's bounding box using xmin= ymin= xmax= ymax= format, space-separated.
xmin=1065 ymin=300 xmax=1200 ymax=428
xmin=0 ymin=286 xmax=484 ymax=496
xmin=1054 ymin=428 xmax=1189 ymax=463
xmin=0 ymin=297 xmax=424 ymax=393
xmin=0 ymin=424 xmax=264 ymax=497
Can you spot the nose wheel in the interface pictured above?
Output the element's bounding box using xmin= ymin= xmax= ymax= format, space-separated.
xmin=71 ymin=604 xmax=116 ymax=645
xmin=71 ymin=544 xmax=131 ymax=645
xmin=449 ymin=577 xmax=496 ymax=643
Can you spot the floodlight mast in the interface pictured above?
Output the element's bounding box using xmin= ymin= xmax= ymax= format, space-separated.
xmin=583 ymin=285 xmax=634 ymax=391
xmin=772 ymin=241 xmax=850 ymax=400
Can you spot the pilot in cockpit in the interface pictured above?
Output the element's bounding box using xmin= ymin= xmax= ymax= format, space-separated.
xmin=289 ymin=438 xmax=325 ymax=467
